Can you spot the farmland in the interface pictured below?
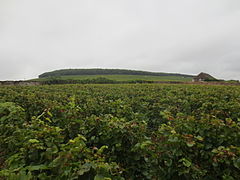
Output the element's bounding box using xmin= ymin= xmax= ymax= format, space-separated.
xmin=34 ymin=68 xmax=194 ymax=83
xmin=33 ymin=74 xmax=192 ymax=82
xmin=1 ymin=84 xmax=240 ymax=179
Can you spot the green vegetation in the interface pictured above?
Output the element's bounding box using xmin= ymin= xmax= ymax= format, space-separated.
xmin=38 ymin=68 xmax=194 ymax=79
xmin=1 ymin=84 xmax=240 ymax=179
xmin=34 ymin=74 xmax=192 ymax=83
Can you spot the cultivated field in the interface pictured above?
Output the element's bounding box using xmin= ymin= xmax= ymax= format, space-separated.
xmin=33 ymin=74 xmax=193 ymax=82
xmin=0 ymin=84 xmax=240 ymax=179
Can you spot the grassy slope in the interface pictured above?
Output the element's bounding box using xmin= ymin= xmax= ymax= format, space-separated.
xmin=33 ymin=74 xmax=193 ymax=82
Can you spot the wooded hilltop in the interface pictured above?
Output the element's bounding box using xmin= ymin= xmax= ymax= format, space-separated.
xmin=39 ymin=68 xmax=194 ymax=78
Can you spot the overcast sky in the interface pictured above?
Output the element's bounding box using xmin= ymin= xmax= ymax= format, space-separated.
xmin=0 ymin=0 xmax=240 ymax=80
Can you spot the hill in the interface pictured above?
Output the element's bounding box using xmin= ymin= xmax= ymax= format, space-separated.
xmin=36 ymin=68 xmax=195 ymax=83
xmin=39 ymin=69 xmax=194 ymax=78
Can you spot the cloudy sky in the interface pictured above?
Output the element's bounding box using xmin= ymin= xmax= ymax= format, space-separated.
xmin=0 ymin=0 xmax=240 ymax=80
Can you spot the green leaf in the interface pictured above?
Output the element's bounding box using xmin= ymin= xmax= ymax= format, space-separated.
xmin=97 ymin=145 xmax=108 ymax=154
xmin=78 ymin=134 xmax=87 ymax=141
xmin=140 ymin=141 xmax=152 ymax=149
xmin=195 ymin=135 xmax=203 ymax=141
xmin=164 ymin=159 xmax=172 ymax=167
xmin=28 ymin=139 xmax=39 ymax=143
xmin=77 ymin=163 xmax=92 ymax=175
xmin=222 ymin=175 xmax=235 ymax=180
xmin=168 ymin=136 xmax=179 ymax=142
xmin=179 ymin=158 xmax=192 ymax=167
xmin=47 ymin=111 xmax=53 ymax=117
xmin=45 ymin=117 xmax=52 ymax=122
xmin=26 ymin=164 xmax=48 ymax=171
xmin=186 ymin=141 xmax=195 ymax=147
xmin=233 ymin=158 xmax=240 ymax=169
xmin=94 ymin=174 xmax=110 ymax=180
xmin=10 ymin=170 xmax=32 ymax=180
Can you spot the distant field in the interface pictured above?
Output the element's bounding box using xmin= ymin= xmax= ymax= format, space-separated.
xmin=33 ymin=74 xmax=193 ymax=82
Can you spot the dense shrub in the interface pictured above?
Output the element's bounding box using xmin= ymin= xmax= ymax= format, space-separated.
xmin=0 ymin=84 xmax=240 ymax=179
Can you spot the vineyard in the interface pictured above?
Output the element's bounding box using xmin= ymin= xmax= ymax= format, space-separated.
xmin=0 ymin=84 xmax=240 ymax=179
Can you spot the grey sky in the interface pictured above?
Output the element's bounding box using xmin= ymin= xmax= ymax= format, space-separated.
xmin=0 ymin=0 xmax=240 ymax=80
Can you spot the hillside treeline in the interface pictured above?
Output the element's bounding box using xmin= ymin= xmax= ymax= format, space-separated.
xmin=39 ymin=68 xmax=194 ymax=78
